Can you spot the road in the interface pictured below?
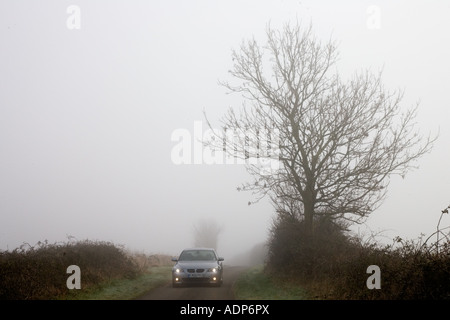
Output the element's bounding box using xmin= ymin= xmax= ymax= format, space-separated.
xmin=136 ymin=265 xmax=249 ymax=300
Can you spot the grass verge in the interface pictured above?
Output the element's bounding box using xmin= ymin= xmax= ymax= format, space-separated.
xmin=233 ymin=265 xmax=310 ymax=300
xmin=60 ymin=266 xmax=172 ymax=300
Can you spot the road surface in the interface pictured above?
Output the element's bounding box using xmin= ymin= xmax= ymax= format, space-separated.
xmin=136 ymin=265 xmax=249 ymax=300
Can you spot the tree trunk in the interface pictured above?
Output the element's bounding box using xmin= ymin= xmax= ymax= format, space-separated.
xmin=303 ymin=195 xmax=314 ymax=235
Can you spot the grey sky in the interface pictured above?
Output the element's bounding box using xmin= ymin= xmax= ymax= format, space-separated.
xmin=0 ymin=1 xmax=449 ymax=259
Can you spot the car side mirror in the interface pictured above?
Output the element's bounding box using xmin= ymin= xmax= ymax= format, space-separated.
xmin=171 ymin=258 xmax=178 ymax=262
xmin=218 ymin=257 xmax=224 ymax=261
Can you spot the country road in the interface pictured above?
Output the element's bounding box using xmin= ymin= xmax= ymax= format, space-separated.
xmin=136 ymin=265 xmax=249 ymax=300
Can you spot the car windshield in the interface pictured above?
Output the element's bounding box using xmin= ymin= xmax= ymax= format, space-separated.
xmin=178 ymin=250 xmax=217 ymax=261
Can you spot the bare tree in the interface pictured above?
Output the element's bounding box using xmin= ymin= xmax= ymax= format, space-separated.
xmin=205 ymin=21 xmax=436 ymax=233
xmin=192 ymin=218 xmax=223 ymax=249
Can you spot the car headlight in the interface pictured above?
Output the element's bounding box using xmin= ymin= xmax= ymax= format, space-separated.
xmin=208 ymin=267 xmax=219 ymax=273
xmin=174 ymin=268 xmax=183 ymax=273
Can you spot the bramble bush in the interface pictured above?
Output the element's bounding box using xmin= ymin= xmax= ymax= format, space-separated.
xmin=266 ymin=206 xmax=450 ymax=299
xmin=0 ymin=239 xmax=140 ymax=300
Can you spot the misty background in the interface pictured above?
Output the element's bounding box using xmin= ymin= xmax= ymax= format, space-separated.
xmin=0 ymin=1 xmax=449 ymax=261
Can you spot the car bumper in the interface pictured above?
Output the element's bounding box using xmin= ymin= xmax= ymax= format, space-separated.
xmin=172 ymin=272 xmax=222 ymax=285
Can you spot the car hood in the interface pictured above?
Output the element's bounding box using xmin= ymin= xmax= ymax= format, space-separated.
xmin=175 ymin=261 xmax=220 ymax=269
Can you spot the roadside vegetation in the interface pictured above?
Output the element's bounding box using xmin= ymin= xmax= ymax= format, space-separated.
xmin=0 ymin=239 xmax=173 ymax=300
xmin=233 ymin=264 xmax=309 ymax=300
xmin=232 ymin=205 xmax=450 ymax=300
xmin=62 ymin=265 xmax=172 ymax=300
xmin=264 ymin=206 xmax=450 ymax=300
xmin=2 ymin=206 xmax=449 ymax=300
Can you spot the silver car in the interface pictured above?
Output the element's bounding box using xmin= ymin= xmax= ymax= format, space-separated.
xmin=171 ymin=248 xmax=224 ymax=287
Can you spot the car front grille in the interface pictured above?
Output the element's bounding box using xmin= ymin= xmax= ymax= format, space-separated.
xmin=187 ymin=268 xmax=205 ymax=273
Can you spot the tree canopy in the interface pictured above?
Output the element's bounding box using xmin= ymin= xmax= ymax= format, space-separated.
xmin=206 ymin=21 xmax=436 ymax=233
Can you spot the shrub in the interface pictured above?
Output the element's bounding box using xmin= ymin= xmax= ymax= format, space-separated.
xmin=0 ymin=239 xmax=140 ymax=300
xmin=266 ymin=215 xmax=355 ymax=280
xmin=266 ymin=209 xmax=450 ymax=300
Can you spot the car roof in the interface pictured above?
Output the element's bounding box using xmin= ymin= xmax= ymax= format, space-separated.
xmin=181 ymin=247 xmax=217 ymax=252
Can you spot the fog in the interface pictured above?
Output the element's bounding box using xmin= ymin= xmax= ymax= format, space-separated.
xmin=1 ymin=1 xmax=449 ymax=261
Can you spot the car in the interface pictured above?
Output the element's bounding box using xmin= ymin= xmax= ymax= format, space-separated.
xmin=171 ymin=247 xmax=224 ymax=287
